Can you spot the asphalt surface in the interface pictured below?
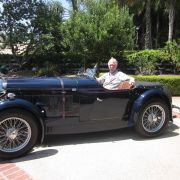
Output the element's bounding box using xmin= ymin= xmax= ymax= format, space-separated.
xmin=1 ymin=97 xmax=180 ymax=180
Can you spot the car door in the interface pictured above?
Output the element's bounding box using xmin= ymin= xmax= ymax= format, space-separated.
xmin=79 ymin=88 xmax=131 ymax=122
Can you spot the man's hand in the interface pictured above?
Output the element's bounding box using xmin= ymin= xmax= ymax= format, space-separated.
xmin=129 ymin=77 xmax=135 ymax=85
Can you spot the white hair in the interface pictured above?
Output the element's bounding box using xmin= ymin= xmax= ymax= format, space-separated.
xmin=108 ymin=57 xmax=118 ymax=66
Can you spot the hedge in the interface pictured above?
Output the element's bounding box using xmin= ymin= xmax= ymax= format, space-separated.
xmin=134 ymin=75 xmax=180 ymax=96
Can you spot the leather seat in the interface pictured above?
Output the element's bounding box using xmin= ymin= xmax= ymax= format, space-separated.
xmin=117 ymin=81 xmax=134 ymax=90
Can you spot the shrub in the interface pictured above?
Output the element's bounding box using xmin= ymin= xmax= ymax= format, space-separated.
xmin=37 ymin=62 xmax=60 ymax=76
xmin=164 ymin=40 xmax=180 ymax=73
xmin=126 ymin=49 xmax=168 ymax=75
xmin=0 ymin=54 xmax=13 ymax=63
xmin=134 ymin=75 xmax=180 ymax=96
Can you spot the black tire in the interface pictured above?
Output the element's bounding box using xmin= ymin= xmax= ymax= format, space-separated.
xmin=135 ymin=98 xmax=170 ymax=137
xmin=0 ymin=109 xmax=38 ymax=159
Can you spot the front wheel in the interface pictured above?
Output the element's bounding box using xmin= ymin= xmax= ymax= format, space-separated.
xmin=135 ymin=99 xmax=170 ymax=137
xmin=0 ymin=109 xmax=38 ymax=159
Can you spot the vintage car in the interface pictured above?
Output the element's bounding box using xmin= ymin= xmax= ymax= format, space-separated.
xmin=0 ymin=68 xmax=173 ymax=159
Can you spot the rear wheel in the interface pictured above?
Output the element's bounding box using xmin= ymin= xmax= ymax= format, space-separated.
xmin=135 ymin=99 xmax=170 ymax=137
xmin=0 ymin=109 xmax=38 ymax=159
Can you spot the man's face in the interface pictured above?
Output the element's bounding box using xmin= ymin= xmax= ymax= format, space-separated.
xmin=108 ymin=61 xmax=117 ymax=73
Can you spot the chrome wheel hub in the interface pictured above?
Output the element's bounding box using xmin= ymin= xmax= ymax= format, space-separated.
xmin=148 ymin=113 xmax=158 ymax=123
xmin=6 ymin=128 xmax=18 ymax=140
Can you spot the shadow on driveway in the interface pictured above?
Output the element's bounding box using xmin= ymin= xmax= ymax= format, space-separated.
xmin=1 ymin=121 xmax=178 ymax=163
xmin=0 ymin=149 xmax=58 ymax=163
xmin=42 ymin=122 xmax=179 ymax=147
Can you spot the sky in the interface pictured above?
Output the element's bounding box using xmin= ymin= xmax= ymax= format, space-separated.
xmin=0 ymin=0 xmax=70 ymax=11
xmin=0 ymin=1 xmax=70 ymax=20
xmin=58 ymin=0 xmax=70 ymax=10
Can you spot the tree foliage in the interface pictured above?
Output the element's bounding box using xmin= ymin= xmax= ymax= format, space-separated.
xmin=0 ymin=0 xmax=44 ymax=62
xmin=62 ymin=0 xmax=135 ymax=66
xmin=34 ymin=1 xmax=64 ymax=55
xmin=0 ymin=0 xmax=64 ymax=65
xmin=164 ymin=40 xmax=180 ymax=72
xmin=0 ymin=0 xmax=179 ymax=75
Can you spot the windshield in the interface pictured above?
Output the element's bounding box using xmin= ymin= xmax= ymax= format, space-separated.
xmin=77 ymin=64 xmax=97 ymax=78
xmin=0 ymin=79 xmax=6 ymax=93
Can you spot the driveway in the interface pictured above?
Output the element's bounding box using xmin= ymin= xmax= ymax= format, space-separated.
xmin=0 ymin=98 xmax=180 ymax=180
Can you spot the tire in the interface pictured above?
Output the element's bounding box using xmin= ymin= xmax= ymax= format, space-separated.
xmin=135 ymin=99 xmax=170 ymax=137
xmin=0 ymin=109 xmax=38 ymax=159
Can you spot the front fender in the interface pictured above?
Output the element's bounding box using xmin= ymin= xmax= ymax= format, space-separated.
xmin=0 ymin=98 xmax=45 ymax=143
xmin=128 ymin=88 xmax=171 ymax=126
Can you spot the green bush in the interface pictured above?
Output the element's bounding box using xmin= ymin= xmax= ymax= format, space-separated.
xmin=164 ymin=40 xmax=180 ymax=73
xmin=134 ymin=75 xmax=180 ymax=96
xmin=124 ymin=41 xmax=180 ymax=75
xmin=37 ymin=62 xmax=60 ymax=76
xmin=0 ymin=54 xmax=13 ymax=63
xmin=126 ymin=49 xmax=168 ymax=75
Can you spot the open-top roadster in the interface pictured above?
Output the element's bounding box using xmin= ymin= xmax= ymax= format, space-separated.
xmin=0 ymin=68 xmax=172 ymax=159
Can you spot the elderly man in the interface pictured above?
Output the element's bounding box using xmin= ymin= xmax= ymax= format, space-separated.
xmin=96 ymin=57 xmax=135 ymax=90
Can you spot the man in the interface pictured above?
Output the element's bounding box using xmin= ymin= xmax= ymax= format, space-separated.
xmin=96 ymin=57 xmax=135 ymax=90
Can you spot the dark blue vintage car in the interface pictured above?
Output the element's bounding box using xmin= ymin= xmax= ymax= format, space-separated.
xmin=0 ymin=69 xmax=172 ymax=159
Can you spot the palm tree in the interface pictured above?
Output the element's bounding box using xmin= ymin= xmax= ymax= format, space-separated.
xmin=167 ymin=0 xmax=176 ymax=41
xmin=118 ymin=0 xmax=178 ymax=46
xmin=145 ymin=0 xmax=152 ymax=49
xmin=153 ymin=0 xmax=164 ymax=48
xmin=117 ymin=0 xmax=152 ymax=49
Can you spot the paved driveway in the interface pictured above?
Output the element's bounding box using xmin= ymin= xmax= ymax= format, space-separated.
xmin=6 ymin=119 xmax=180 ymax=180
xmin=0 ymin=98 xmax=180 ymax=180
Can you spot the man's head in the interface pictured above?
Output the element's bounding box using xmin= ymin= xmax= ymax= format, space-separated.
xmin=108 ymin=57 xmax=118 ymax=73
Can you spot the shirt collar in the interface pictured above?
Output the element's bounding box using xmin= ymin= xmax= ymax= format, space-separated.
xmin=109 ymin=70 xmax=118 ymax=76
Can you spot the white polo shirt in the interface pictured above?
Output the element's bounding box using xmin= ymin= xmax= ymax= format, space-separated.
xmin=97 ymin=70 xmax=133 ymax=90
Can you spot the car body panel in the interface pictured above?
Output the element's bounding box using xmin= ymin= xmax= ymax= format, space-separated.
xmin=0 ymin=98 xmax=45 ymax=143
xmin=0 ymin=76 xmax=172 ymax=138
xmin=128 ymin=88 xmax=172 ymax=127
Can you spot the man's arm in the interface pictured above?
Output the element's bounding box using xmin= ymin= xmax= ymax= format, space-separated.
xmin=96 ymin=74 xmax=106 ymax=85
xmin=117 ymin=71 xmax=135 ymax=85
xmin=129 ymin=76 xmax=135 ymax=85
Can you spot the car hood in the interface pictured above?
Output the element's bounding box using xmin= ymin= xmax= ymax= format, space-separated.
xmin=1 ymin=76 xmax=101 ymax=91
xmin=0 ymin=77 xmax=163 ymax=92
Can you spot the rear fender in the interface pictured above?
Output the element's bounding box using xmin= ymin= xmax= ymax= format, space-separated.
xmin=128 ymin=89 xmax=172 ymax=127
xmin=0 ymin=98 xmax=45 ymax=143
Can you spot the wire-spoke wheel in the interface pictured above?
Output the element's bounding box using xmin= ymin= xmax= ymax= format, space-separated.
xmin=142 ymin=105 xmax=165 ymax=133
xmin=0 ymin=109 xmax=38 ymax=159
xmin=135 ymin=99 xmax=170 ymax=137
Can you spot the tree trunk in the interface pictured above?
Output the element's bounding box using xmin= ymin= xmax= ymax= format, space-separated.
xmin=117 ymin=0 xmax=126 ymax=7
xmin=9 ymin=27 xmax=17 ymax=61
xmin=71 ymin=0 xmax=78 ymax=11
xmin=155 ymin=14 xmax=159 ymax=48
xmin=168 ymin=0 xmax=176 ymax=41
xmin=145 ymin=0 xmax=152 ymax=49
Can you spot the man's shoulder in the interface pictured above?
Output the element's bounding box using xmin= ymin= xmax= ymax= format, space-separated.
xmin=117 ymin=70 xmax=128 ymax=75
